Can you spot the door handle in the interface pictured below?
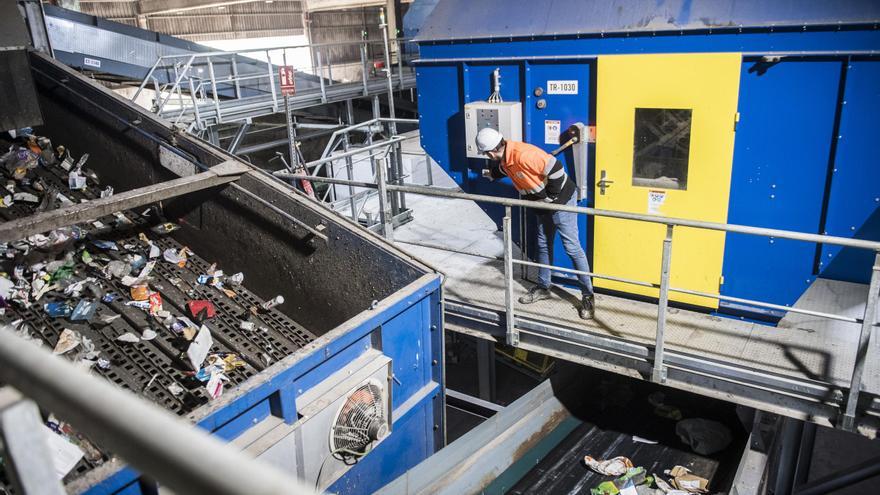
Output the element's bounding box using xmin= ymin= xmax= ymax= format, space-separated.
xmin=597 ymin=170 xmax=614 ymax=195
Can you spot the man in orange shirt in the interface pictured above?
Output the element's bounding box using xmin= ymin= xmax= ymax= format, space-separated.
xmin=477 ymin=128 xmax=594 ymax=319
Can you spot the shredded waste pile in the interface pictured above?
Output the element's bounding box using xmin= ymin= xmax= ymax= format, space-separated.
xmin=0 ymin=131 xmax=315 ymax=486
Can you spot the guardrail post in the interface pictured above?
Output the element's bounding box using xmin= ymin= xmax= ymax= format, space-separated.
xmin=377 ymin=157 xmax=393 ymax=239
xmin=231 ymin=54 xmax=241 ymax=99
xmin=0 ymin=389 xmax=66 ymax=495
xmin=504 ymin=206 xmax=518 ymax=346
xmin=188 ymin=78 xmax=203 ymax=130
xmin=133 ymin=57 xmax=162 ymax=102
xmin=397 ymin=39 xmax=404 ymax=88
xmin=326 ymin=49 xmax=334 ymax=85
xmin=206 ymin=57 xmax=221 ymax=124
xmin=361 ymin=43 xmax=369 ymax=96
xmin=317 ymin=51 xmax=327 ymax=103
xmin=158 ymin=55 xmax=195 ymax=114
xmin=342 ymin=101 xmax=357 ymax=222
xmin=652 ymin=224 xmax=674 ymax=383
xmin=840 ymin=252 xmax=880 ymax=431
xmin=265 ymin=50 xmax=277 ymax=113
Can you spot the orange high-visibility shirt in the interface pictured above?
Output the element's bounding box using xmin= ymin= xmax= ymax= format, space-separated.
xmin=501 ymin=141 xmax=556 ymax=195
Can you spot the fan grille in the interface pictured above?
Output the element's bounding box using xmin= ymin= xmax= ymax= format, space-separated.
xmin=330 ymin=382 xmax=385 ymax=455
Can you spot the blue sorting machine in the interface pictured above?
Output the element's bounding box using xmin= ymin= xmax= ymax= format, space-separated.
xmin=413 ymin=0 xmax=880 ymax=321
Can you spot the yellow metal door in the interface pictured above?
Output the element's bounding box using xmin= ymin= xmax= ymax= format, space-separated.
xmin=594 ymin=53 xmax=741 ymax=308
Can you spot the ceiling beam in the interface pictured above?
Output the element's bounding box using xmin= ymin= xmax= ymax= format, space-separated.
xmin=138 ymin=0 xmax=267 ymax=16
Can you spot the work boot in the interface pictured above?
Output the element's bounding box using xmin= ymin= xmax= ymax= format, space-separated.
xmin=579 ymin=294 xmax=595 ymax=320
xmin=519 ymin=285 xmax=551 ymax=304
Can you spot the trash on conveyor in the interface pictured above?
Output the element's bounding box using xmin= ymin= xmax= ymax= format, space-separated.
xmin=675 ymin=418 xmax=732 ymax=455
xmin=663 ymin=466 xmax=709 ymax=494
xmin=584 ymin=455 xmax=634 ymax=476
xmin=0 ymin=131 xmax=318 ymax=484
xmin=590 ymin=466 xmax=656 ymax=495
xmin=188 ymin=300 xmax=216 ymax=320
xmin=632 ymin=435 xmax=658 ymax=444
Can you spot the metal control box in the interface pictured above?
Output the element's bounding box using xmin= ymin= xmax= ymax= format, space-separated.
xmin=464 ymin=101 xmax=522 ymax=158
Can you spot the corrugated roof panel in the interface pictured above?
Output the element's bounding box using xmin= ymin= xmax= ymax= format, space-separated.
xmin=80 ymin=0 xmax=304 ymax=41
xmin=414 ymin=0 xmax=880 ymax=42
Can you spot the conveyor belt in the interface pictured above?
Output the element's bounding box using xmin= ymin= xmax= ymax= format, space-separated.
xmin=0 ymin=137 xmax=317 ymax=488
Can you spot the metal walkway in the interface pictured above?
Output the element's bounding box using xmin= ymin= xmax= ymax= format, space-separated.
xmin=155 ymin=71 xmax=415 ymax=128
xmin=290 ymin=135 xmax=880 ymax=437
xmin=133 ymin=24 xmax=417 ymax=130
xmin=439 ymin=253 xmax=880 ymax=434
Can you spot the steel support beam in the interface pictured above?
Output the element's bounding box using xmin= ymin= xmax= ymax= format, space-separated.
xmin=475 ymin=338 xmax=497 ymax=402
xmin=138 ymin=0 xmax=264 ymax=16
xmin=840 ymin=252 xmax=880 ymax=431
xmin=795 ymin=454 xmax=880 ymax=495
xmin=0 ymin=161 xmax=249 ymax=242
xmin=376 ymin=379 xmax=572 ymax=495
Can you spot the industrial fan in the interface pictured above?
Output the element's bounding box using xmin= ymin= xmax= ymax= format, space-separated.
xmin=329 ymin=379 xmax=389 ymax=458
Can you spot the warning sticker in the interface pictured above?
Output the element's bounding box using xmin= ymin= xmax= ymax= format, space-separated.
xmin=544 ymin=120 xmax=561 ymax=145
xmin=648 ymin=190 xmax=666 ymax=215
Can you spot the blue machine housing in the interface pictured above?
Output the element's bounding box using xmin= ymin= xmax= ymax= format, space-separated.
xmin=85 ymin=276 xmax=444 ymax=495
xmin=413 ymin=0 xmax=880 ymax=319
xmin=26 ymin=53 xmax=444 ymax=495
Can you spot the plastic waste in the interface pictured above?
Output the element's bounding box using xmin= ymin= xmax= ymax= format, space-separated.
xmin=584 ymin=455 xmax=633 ymax=476
xmin=167 ymin=382 xmax=185 ymax=396
xmin=148 ymin=292 xmax=163 ymax=315
xmin=71 ymin=299 xmax=98 ymax=321
xmin=117 ymin=332 xmax=140 ymax=343
xmin=260 ymin=295 xmax=284 ymax=311
xmin=188 ymin=300 xmax=216 ymax=320
xmin=53 ymin=329 xmax=81 ymax=355
xmin=228 ymin=272 xmax=244 ymax=286
xmin=91 ymin=240 xmax=118 ymax=251
xmin=130 ymin=285 xmax=150 ymax=301
xmin=163 ymin=248 xmax=186 ymax=265
xmin=187 ymin=325 xmax=213 ymax=370
xmin=151 ymin=223 xmax=180 ymax=235
xmin=44 ymin=301 xmax=74 ymax=318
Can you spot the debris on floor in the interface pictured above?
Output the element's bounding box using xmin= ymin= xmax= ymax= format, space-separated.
xmin=663 ymin=466 xmax=709 ymax=493
xmin=584 ymin=455 xmax=634 ymax=476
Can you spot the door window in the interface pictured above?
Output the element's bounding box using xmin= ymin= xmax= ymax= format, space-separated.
xmin=632 ymin=108 xmax=692 ymax=190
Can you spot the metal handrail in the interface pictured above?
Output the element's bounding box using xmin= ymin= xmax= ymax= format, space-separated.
xmin=0 ymin=328 xmax=318 ymax=495
xmin=276 ymin=169 xmax=880 ymax=432
xmin=133 ymin=36 xmax=418 ymax=128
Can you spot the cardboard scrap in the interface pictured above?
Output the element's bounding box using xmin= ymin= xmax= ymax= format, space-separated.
xmin=665 ymin=466 xmax=708 ymax=494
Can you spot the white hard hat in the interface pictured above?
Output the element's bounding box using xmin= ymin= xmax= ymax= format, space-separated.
xmin=476 ymin=127 xmax=503 ymax=153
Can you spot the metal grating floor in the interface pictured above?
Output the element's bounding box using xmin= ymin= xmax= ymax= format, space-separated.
xmin=439 ymin=254 xmax=880 ymax=395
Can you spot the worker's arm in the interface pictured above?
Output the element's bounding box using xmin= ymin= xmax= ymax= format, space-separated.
xmin=481 ymin=162 xmax=506 ymax=180
xmin=543 ymin=156 xmax=566 ymax=201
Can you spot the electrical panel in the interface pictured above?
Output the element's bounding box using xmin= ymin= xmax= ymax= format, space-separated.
xmin=464 ymin=101 xmax=522 ymax=158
